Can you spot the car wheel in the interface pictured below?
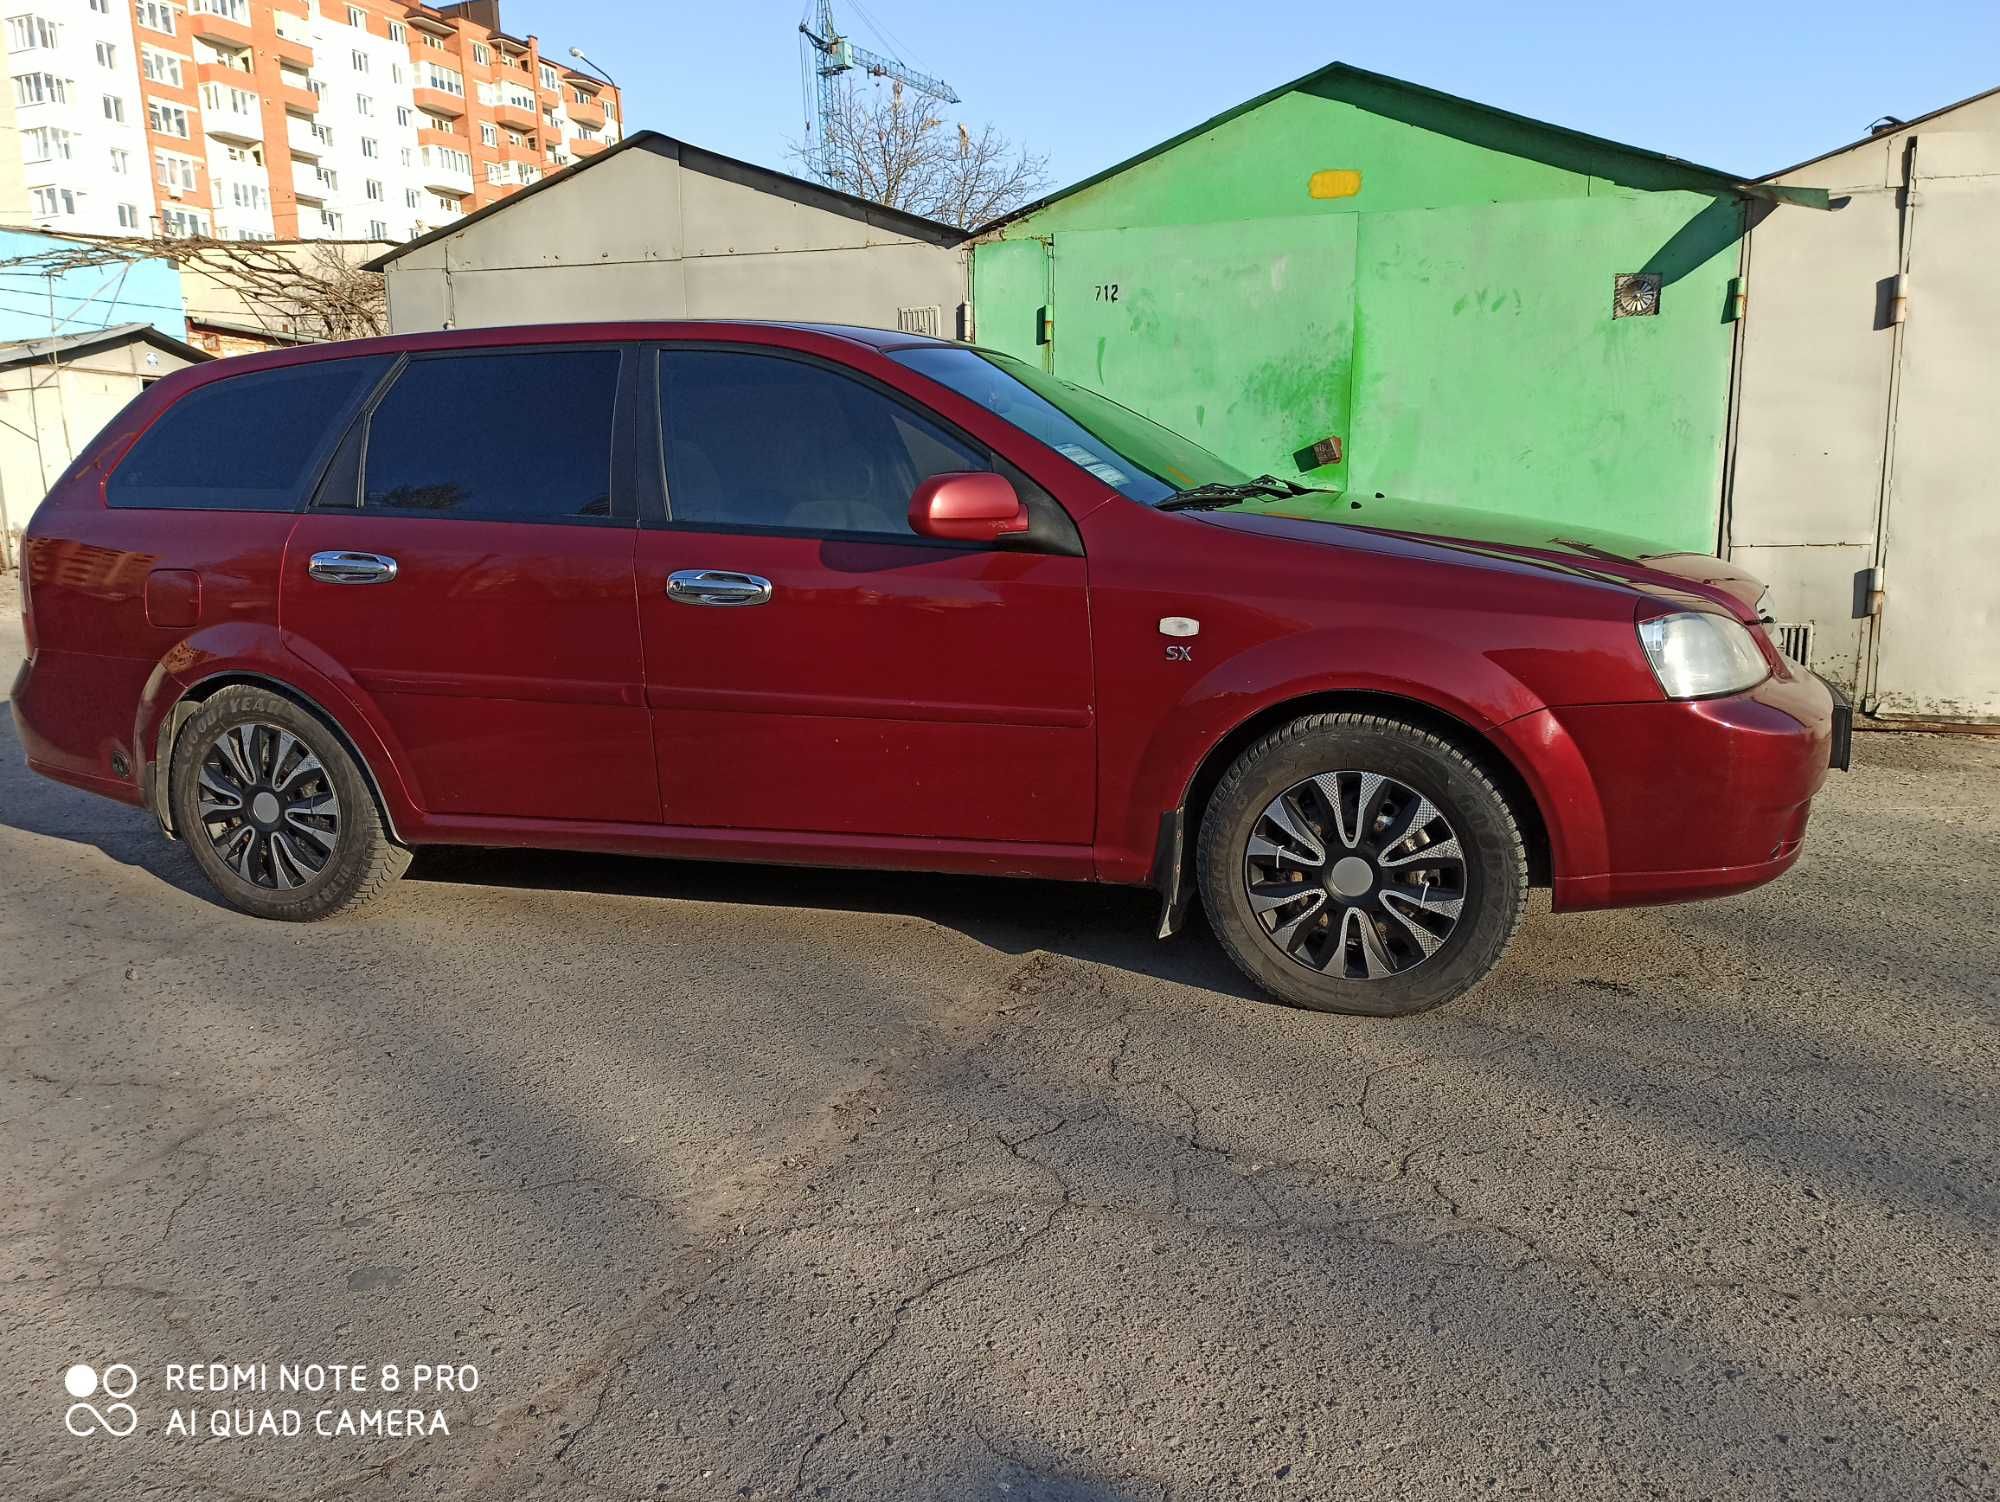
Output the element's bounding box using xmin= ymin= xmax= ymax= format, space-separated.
xmin=1196 ymin=713 xmax=1528 ymax=1017
xmin=168 ymin=685 xmax=411 ymax=922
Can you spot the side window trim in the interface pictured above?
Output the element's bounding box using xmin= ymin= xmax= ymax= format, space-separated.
xmin=643 ymin=341 xmax=1079 ymax=556
xmin=338 ymin=342 xmax=633 ymax=526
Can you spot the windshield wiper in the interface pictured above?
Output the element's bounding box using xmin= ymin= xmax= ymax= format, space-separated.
xmin=1155 ymin=474 xmax=1315 ymax=512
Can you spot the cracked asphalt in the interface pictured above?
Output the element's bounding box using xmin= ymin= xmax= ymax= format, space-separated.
xmin=2 ymin=587 xmax=1996 ymax=1501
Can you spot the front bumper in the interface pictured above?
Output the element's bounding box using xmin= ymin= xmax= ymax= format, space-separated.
xmin=1505 ymin=668 xmax=1837 ymax=912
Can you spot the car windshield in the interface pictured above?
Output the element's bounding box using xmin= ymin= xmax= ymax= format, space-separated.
xmin=889 ymin=345 xmax=1249 ymax=506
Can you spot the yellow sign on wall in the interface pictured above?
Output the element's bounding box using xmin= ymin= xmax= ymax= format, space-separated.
xmin=1308 ymin=169 xmax=1363 ymax=200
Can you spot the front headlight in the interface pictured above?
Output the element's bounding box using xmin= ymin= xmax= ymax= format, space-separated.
xmin=1636 ymin=611 xmax=1769 ymax=699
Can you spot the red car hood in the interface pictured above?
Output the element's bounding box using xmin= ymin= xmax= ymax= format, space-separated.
xmin=1195 ymin=493 xmax=1767 ymax=619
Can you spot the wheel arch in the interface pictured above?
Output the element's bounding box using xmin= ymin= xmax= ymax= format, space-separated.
xmin=1176 ymin=690 xmax=1554 ymax=899
xmin=152 ymin=672 xmax=404 ymax=846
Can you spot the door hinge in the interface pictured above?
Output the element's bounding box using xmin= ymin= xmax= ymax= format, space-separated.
xmin=1035 ymin=306 xmax=1052 ymax=345
xmin=1863 ymin=564 xmax=1885 ymax=616
xmin=1889 ymin=272 xmax=1909 ymax=324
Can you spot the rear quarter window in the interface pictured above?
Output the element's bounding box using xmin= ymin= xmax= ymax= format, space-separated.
xmin=107 ymin=356 xmax=390 ymax=511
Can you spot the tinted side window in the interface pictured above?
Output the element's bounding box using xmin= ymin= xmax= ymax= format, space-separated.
xmin=363 ymin=349 xmax=621 ymax=521
xmin=658 ymin=350 xmax=987 ymax=536
xmin=108 ymin=357 xmax=389 ymax=510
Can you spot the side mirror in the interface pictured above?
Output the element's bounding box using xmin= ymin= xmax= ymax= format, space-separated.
xmin=908 ymin=472 xmax=1029 ymax=544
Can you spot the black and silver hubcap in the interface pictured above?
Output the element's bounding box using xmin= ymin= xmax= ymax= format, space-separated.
xmin=1243 ymin=770 xmax=1466 ymax=980
xmin=195 ymin=722 xmax=341 ymax=890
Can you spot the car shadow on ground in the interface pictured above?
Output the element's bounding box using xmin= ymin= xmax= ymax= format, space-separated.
xmin=0 ymin=710 xmax=1265 ymax=1003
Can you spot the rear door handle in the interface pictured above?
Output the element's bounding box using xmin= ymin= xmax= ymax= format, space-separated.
xmin=308 ymin=551 xmax=399 ymax=585
xmin=666 ymin=569 xmax=773 ymax=607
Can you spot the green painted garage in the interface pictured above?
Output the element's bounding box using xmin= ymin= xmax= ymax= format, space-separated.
xmin=970 ymin=63 xmax=1826 ymax=552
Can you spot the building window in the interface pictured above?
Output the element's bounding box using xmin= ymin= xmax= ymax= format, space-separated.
xmin=21 ymin=126 xmax=72 ymax=163
xmin=103 ymin=94 xmax=127 ymax=122
xmin=346 ymin=5 xmax=364 ymax=27
xmin=479 ymin=122 xmax=497 ymax=146
xmin=471 ymin=42 xmax=490 ymax=64
xmin=368 ymin=218 xmax=388 ymax=239
xmin=404 ymin=188 xmax=420 ymax=208
xmin=155 ymin=149 xmax=199 ymax=190
xmin=142 ymin=48 xmax=184 ymax=86
xmin=163 ymin=206 xmax=210 ymax=236
xmin=136 ymin=1 xmax=175 ymax=35
xmin=110 ymin=146 xmax=131 ymax=174
xmin=365 ymin=178 xmax=382 ymax=200
xmin=321 ymin=208 xmax=344 ymax=233
xmin=12 ymin=73 xmax=68 ymax=107
xmin=387 ymin=21 xmax=405 ymax=41
xmin=395 ymin=105 xmax=411 ymax=126
xmin=485 ymin=162 xmax=504 ymax=183
xmin=424 ymin=64 xmax=464 ymax=96
xmin=31 ymin=186 xmax=79 ymax=218
xmin=539 ymin=63 xmax=557 ymax=91
xmin=355 ymin=92 xmax=372 ymax=115
xmin=319 ymin=167 xmax=338 ymax=190
xmin=6 ymin=15 xmax=58 ymax=51
xmin=91 ymin=0 xmax=113 ymax=12
xmin=148 ymin=99 xmax=192 ymax=136
xmin=117 ymin=202 xmax=142 ymax=229
xmin=351 ymin=49 xmax=368 ymax=73
xmin=390 ymin=62 xmax=403 ymax=84
xmin=399 ymin=146 xmax=411 ymax=166
xmin=190 ymin=0 xmax=249 ymax=21
xmin=573 ymin=87 xmax=590 ymax=104
xmin=96 ymin=41 xmax=119 ymax=68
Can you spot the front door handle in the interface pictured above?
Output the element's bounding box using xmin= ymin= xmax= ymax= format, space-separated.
xmin=666 ymin=569 xmax=773 ymax=607
xmin=308 ymin=551 xmax=399 ymax=585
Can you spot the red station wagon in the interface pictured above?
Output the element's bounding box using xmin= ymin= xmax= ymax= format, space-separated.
xmin=12 ymin=322 xmax=1850 ymax=1016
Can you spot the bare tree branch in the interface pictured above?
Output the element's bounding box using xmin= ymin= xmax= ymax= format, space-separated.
xmin=4 ymin=235 xmax=386 ymax=341
xmin=795 ymin=79 xmax=1052 ymax=230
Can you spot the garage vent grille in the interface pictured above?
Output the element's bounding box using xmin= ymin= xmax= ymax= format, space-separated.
xmin=1769 ymin=621 xmax=1815 ymax=667
xmin=897 ymin=304 xmax=943 ymax=337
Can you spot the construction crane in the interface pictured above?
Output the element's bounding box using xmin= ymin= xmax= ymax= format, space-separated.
xmin=797 ymin=0 xmax=959 ymax=179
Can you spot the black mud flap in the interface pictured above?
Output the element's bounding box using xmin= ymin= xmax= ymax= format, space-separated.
xmin=1820 ymin=675 xmax=1854 ymax=772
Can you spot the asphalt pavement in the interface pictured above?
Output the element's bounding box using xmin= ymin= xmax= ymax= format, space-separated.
xmin=1 ymin=590 xmax=1995 ymax=1500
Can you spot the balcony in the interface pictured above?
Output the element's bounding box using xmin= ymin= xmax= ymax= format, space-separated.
xmin=571 ymin=137 xmax=607 ymax=159
xmin=276 ymin=74 xmax=318 ymax=115
xmin=413 ymin=85 xmax=466 ymax=119
xmin=203 ymin=98 xmax=264 ymax=145
xmin=270 ymin=34 xmax=314 ymax=70
xmin=494 ymin=99 xmax=537 ymax=131
xmin=187 ymin=1 xmax=254 ymax=48
xmin=419 ymin=146 xmax=473 ymax=196
xmin=417 ymin=125 xmax=464 ymax=152
xmin=292 ymin=161 xmax=329 ymax=201
xmin=567 ymin=95 xmax=605 ymax=129
xmin=286 ymin=113 xmax=326 ymax=157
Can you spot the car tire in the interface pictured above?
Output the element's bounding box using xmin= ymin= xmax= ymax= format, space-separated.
xmin=168 ymin=685 xmax=410 ymax=922
xmin=1196 ymin=713 xmax=1528 ymax=1017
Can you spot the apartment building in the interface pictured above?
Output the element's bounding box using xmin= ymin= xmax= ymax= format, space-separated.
xmin=2 ymin=0 xmax=620 ymax=243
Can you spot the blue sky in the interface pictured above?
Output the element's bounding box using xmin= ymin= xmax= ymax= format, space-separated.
xmin=511 ymin=1 xmax=1999 ymax=187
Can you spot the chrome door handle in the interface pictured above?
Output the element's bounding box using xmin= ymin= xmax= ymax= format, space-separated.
xmin=308 ymin=551 xmax=399 ymax=585
xmin=666 ymin=569 xmax=773 ymax=607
